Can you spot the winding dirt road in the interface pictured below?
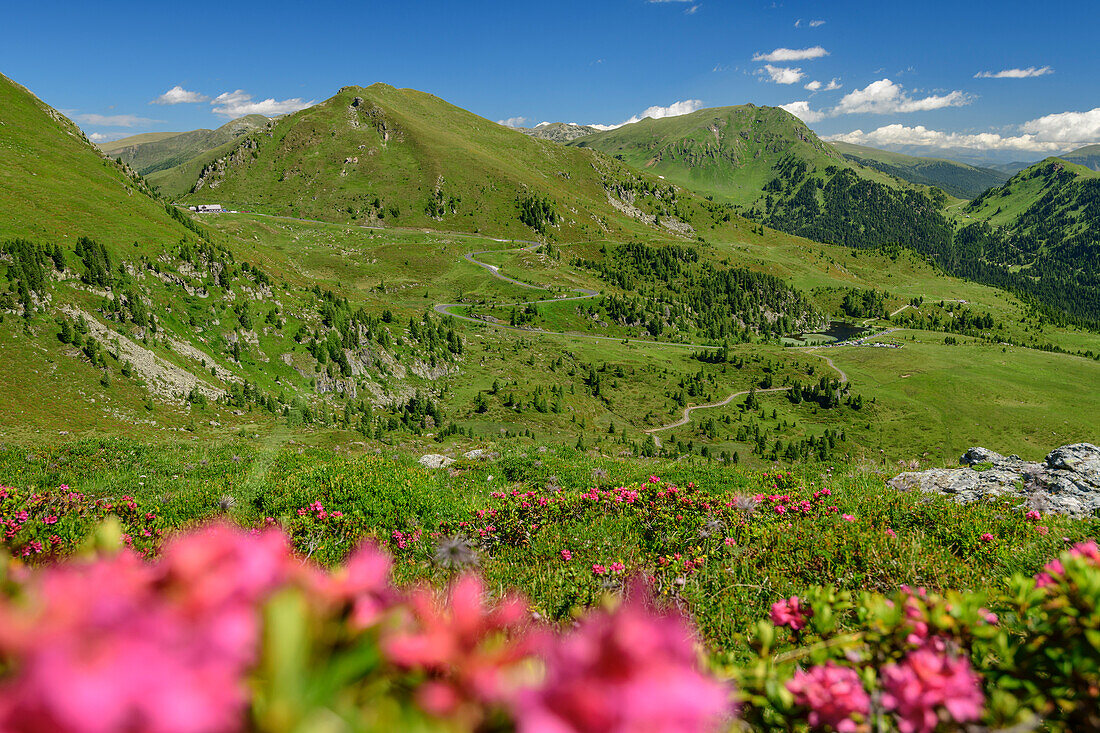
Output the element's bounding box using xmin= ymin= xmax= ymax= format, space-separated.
xmin=433 ymin=246 xmax=719 ymax=351
xmin=434 ymin=242 xmax=857 ymax=436
xmin=209 ymin=211 xmax=859 ymax=437
xmin=643 ymin=387 xmax=792 ymax=434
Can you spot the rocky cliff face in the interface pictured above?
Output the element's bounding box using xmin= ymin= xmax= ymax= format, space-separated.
xmin=889 ymin=444 xmax=1100 ymax=517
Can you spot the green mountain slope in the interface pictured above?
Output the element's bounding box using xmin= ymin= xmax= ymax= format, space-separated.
xmin=1061 ymin=144 xmax=1100 ymax=172
xmin=99 ymin=115 xmax=270 ymax=181
xmin=176 ymin=84 xmax=742 ymax=241
xmin=831 ymin=141 xmax=1008 ymax=199
xmin=0 ymin=73 xmax=480 ymax=439
xmin=0 ymin=73 xmax=197 ymax=244
xmin=3 ymin=73 xmax=1100 ymax=468
xmin=566 ymin=105 xmax=961 ymax=253
xmin=145 ymin=134 xmax=255 ymax=198
xmin=955 ymin=158 xmax=1100 ymax=321
xmin=565 ymin=103 xmax=1100 ymax=324
xmin=569 ymin=104 xmax=854 ymax=206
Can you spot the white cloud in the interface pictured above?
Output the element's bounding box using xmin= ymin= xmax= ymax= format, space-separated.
xmin=590 ymin=99 xmax=704 ymax=130
xmin=761 ymin=64 xmax=805 ymax=84
xmin=684 ymin=4 xmax=699 ymax=13
xmin=809 ymin=19 xmax=825 ymax=27
xmin=805 ymin=80 xmax=821 ymax=91
xmin=498 ymin=116 xmax=529 ymax=128
xmin=780 ymin=101 xmax=824 ymax=124
xmin=833 ymin=79 xmax=969 ymax=115
xmin=753 ymin=46 xmax=828 ymax=62
xmin=1019 ymin=107 xmax=1100 ymax=143
xmin=211 ymin=90 xmax=314 ymax=118
xmin=974 ymin=66 xmax=1053 ymax=79
xmin=808 ymin=78 xmax=842 ymax=91
xmin=72 ymin=113 xmax=162 ymax=127
xmin=827 ymin=124 xmax=1067 ymax=152
xmin=88 ymin=132 xmax=128 ymax=143
xmin=151 ymin=85 xmax=209 ymax=105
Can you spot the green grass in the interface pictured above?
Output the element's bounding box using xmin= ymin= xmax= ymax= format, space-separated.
xmin=3 ymin=438 xmax=1094 ymax=659
xmin=0 ymin=73 xmax=196 ymax=247
xmin=175 ymin=84 xmax=750 ymax=244
xmin=569 ymin=104 xmax=936 ymax=208
xmin=823 ymin=331 xmax=1100 ymax=463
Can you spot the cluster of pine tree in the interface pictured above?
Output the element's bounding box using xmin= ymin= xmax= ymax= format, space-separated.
xmin=573 ymin=241 xmax=822 ymax=340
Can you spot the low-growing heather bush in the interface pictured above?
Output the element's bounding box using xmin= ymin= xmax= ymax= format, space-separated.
xmin=1 ymin=443 xmax=1097 ymax=730
xmin=0 ymin=519 xmax=1095 ymax=732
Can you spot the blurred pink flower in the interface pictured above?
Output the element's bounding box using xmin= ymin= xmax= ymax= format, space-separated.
xmin=787 ymin=662 xmax=869 ymax=732
xmin=560 ymin=549 xmax=572 ymax=561
xmin=980 ymin=533 xmax=994 ymax=543
xmin=1035 ymin=541 xmax=1100 ymax=587
xmin=0 ymin=522 xmax=294 ymax=733
xmin=771 ymin=596 xmax=812 ymax=631
xmin=516 ymin=582 xmax=731 ymax=733
xmin=309 ymin=541 xmax=393 ymax=628
xmin=383 ymin=574 xmax=534 ymax=716
xmin=1025 ymin=509 xmax=1041 ymax=522
xmin=880 ymin=648 xmax=983 ymax=733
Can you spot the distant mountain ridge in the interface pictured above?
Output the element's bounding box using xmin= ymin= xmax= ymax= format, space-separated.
xmin=830 ymin=141 xmax=1008 ymax=199
xmin=514 ymin=122 xmax=599 ymax=143
xmin=1061 ymin=144 xmax=1100 ymax=172
xmin=98 ymin=115 xmax=271 ymax=177
xmin=568 ymin=104 xmax=854 ymax=207
xmin=173 ymin=84 xmax=747 ymax=241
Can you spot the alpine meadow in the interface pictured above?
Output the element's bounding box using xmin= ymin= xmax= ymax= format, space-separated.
xmin=1 ymin=1 xmax=1098 ymax=731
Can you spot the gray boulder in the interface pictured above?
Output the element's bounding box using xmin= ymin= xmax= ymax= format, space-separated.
xmin=889 ymin=443 xmax=1100 ymax=517
xmin=418 ymin=454 xmax=455 ymax=470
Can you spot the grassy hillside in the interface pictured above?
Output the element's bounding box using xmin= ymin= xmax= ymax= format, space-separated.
xmin=99 ymin=115 xmax=270 ymax=176
xmin=1060 ymin=143 xmax=1100 ymax=172
xmin=145 ymin=134 xmax=255 ymax=198
xmin=2 ymin=72 xmax=1098 ymax=472
xmin=0 ymin=73 xmax=197 ymax=245
xmin=831 ymin=141 xmax=1007 ymax=198
xmin=567 ymin=105 xmax=968 ymax=262
xmin=177 ymin=84 xmax=743 ymax=242
xmin=570 ymin=104 xmax=853 ymax=206
xmin=957 ymin=158 xmax=1100 ymax=322
xmin=96 ymin=131 xmax=181 ymax=150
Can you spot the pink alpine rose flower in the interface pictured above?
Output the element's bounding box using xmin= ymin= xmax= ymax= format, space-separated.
xmin=515 ymin=581 xmax=731 ymax=733
xmin=771 ymin=596 xmax=812 ymax=631
xmin=880 ymin=648 xmax=983 ymax=733
xmin=787 ymin=662 xmax=870 ymax=733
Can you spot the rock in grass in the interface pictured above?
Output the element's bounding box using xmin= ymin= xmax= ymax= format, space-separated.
xmin=889 ymin=443 xmax=1100 ymax=517
xmin=419 ymin=454 xmax=455 ymax=469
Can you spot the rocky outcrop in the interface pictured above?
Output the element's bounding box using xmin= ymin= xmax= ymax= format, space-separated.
xmin=419 ymin=454 xmax=455 ymax=470
xmin=888 ymin=444 xmax=1100 ymax=517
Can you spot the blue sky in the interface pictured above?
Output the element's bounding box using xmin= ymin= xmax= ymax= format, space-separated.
xmin=4 ymin=0 xmax=1098 ymax=162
